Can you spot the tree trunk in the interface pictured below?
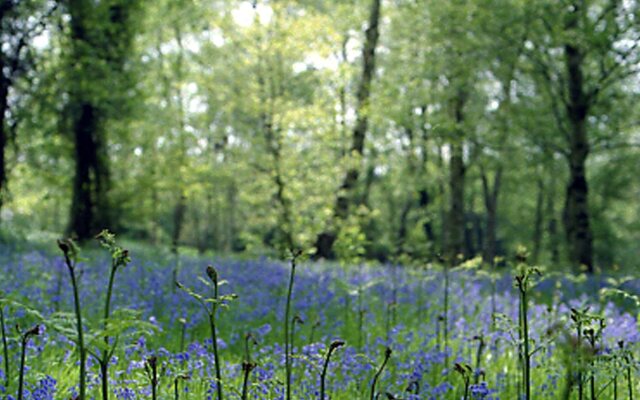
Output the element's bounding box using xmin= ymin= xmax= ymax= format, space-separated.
xmin=447 ymin=89 xmax=467 ymax=264
xmin=171 ymin=194 xmax=186 ymax=255
xmin=418 ymin=188 xmax=435 ymax=242
xmin=1 ymin=2 xmax=16 ymax=220
xmin=67 ymin=0 xmax=134 ymax=239
xmin=68 ymin=102 xmax=106 ymax=239
xmin=437 ymin=146 xmax=447 ymax=255
xmin=563 ymin=3 xmax=594 ymax=271
xmin=0 ymin=1 xmax=15 ymax=221
xmin=531 ymin=177 xmax=544 ymax=264
xmin=396 ymin=200 xmax=412 ymax=254
xmin=0 ymin=68 xmax=7 ymax=216
xmin=546 ymin=175 xmax=560 ymax=264
xmin=417 ymin=108 xmax=436 ymax=246
xmin=481 ymin=166 xmax=502 ymax=265
xmin=315 ymin=0 xmax=381 ymax=259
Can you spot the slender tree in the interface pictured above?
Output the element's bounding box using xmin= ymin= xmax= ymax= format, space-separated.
xmin=0 ymin=1 xmax=57 ymax=221
xmin=315 ymin=0 xmax=382 ymax=258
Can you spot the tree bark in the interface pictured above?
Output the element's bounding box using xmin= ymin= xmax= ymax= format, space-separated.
xmin=447 ymin=89 xmax=467 ymax=264
xmin=417 ymin=107 xmax=436 ymax=246
xmin=481 ymin=166 xmax=502 ymax=265
xmin=67 ymin=0 xmax=134 ymax=239
xmin=546 ymin=174 xmax=560 ymax=264
xmin=1 ymin=2 xmax=15 ymax=219
xmin=531 ymin=177 xmax=544 ymax=264
xmin=69 ymin=101 xmax=106 ymax=239
xmin=315 ymin=0 xmax=381 ymax=259
xmin=562 ymin=2 xmax=594 ymax=271
xmin=0 ymin=64 xmax=7 ymax=215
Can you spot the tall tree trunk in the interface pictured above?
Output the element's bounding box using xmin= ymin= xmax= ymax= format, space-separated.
xmin=447 ymin=89 xmax=467 ymax=264
xmin=417 ymin=107 xmax=436 ymax=247
xmin=69 ymin=101 xmax=107 ymax=239
xmin=481 ymin=166 xmax=502 ymax=265
xmin=314 ymin=0 xmax=381 ymax=259
xmin=531 ymin=177 xmax=544 ymax=264
xmin=1 ymin=2 xmax=18 ymax=220
xmin=437 ymin=146 xmax=447 ymax=255
xmin=171 ymin=194 xmax=186 ymax=255
xmin=0 ymin=69 xmax=7 ymax=216
xmin=270 ymin=134 xmax=294 ymax=252
xmin=546 ymin=175 xmax=560 ymax=264
xmin=396 ymin=200 xmax=412 ymax=254
xmin=67 ymin=0 xmax=134 ymax=239
xmin=0 ymin=2 xmax=16 ymax=221
xmin=563 ymin=3 xmax=594 ymax=271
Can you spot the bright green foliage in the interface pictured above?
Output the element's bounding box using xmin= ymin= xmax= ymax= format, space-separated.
xmin=0 ymin=0 xmax=639 ymax=269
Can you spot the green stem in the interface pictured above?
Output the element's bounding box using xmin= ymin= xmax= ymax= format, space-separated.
xmin=577 ymin=323 xmax=583 ymax=400
xmin=241 ymin=362 xmax=255 ymax=400
xmin=320 ymin=341 xmax=344 ymax=400
xmin=147 ymin=357 xmax=158 ymax=400
xmin=101 ymin=263 xmax=118 ymax=400
xmin=69 ymin=264 xmax=86 ymax=400
xmin=443 ymin=266 xmax=449 ymax=369
xmin=463 ymin=376 xmax=470 ymax=400
xmin=628 ymin=364 xmax=634 ymax=400
xmin=369 ymin=347 xmax=392 ymax=400
xmin=474 ymin=336 xmax=485 ymax=384
xmin=17 ymin=336 xmax=28 ymax=400
xmin=284 ymin=257 xmax=296 ymax=400
xmin=1 ymin=306 xmax=9 ymax=389
xmin=180 ymin=320 xmax=186 ymax=355
xmin=522 ymin=287 xmax=530 ymax=400
xmin=385 ymin=302 xmax=391 ymax=343
xmin=358 ymin=290 xmax=364 ymax=349
xmin=210 ymin=302 xmax=223 ymax=399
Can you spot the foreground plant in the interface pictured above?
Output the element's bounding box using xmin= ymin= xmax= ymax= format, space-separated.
xmin=174 ymin=373 xmax=190 ymax=400
xmin=177 ymin=265 xmax=236 ymax=400
xmin=514 ymin=249 xmax=541 ymax=400
xmin=320 ymin=340 xmax=345 ymax=399
xmin=241 ymin=333 xmax=257 ymax=400
xmin=96 ymin=230 xmax=130 ymax=400
xmin=442 ymin=257 xmax=451 ymax=369
xmin=0 ymin=293 xmax=9 ymax=390
xmin=618 ymin=341 xmax=636 ymax=400
xmin=145 ymin=355 xmax=159 ymax=400
xmin=241 ymin=360 xmax=256 ymax=400
xmin=370 ymin=346 xmax=392 ymax=400
xmin=454 ymin=363 xmax=473 ymax=400
xmin=17 ymin=325 xmax=41 ymax=400
xmin=58 ymin=238 xmax=86 ymax=400
xmin=284 ymin=249 xmax=302 ymax=400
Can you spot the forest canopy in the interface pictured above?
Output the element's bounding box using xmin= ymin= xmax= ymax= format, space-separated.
xmin=1 ymin=0 xmax=639 ymax=270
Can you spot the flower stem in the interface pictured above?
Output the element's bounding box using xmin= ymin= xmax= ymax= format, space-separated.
xmin=284 ymin=256 xmax=297 ymax=400
xmin=101 ymin=263 xmax=118 ymax=400
xmin=0 ymin=306 xmax=9 ymax=389
xmin=320 ymin=340 xmax=344 ymax=399
xmin=241 ymin=361 xmax=256 ymax=400
xmin=17 ymin=336 xmax=28 ymax=400
xmin=208 ymin=267 xmax=223 ymax=400
xmin=369 ymin=347 xmax=392 ymax=400
xmin=18 ymin=326 xmax=40 ymax=400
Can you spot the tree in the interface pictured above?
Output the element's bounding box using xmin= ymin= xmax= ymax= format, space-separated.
xmin=527 ymin=0 xmax=640 ymax=271
xmin=64 ymin=0 xmax=141 ymax=240
xmin=315 ymin=0 xmax=381 ymax=259
xmin=0 ymin=0 xmax=56 ymax=222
